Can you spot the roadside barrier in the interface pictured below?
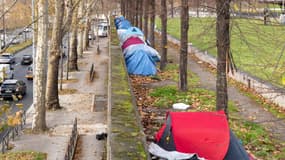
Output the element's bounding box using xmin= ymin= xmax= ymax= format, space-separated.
xmin=0 ymin=110 xmax=26 ymax=153
xmin=64 ymin=118 xmax=78 ymax=160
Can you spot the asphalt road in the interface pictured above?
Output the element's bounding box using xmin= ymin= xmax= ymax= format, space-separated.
xmin=0 ymin=46 xmax=33 ymax=114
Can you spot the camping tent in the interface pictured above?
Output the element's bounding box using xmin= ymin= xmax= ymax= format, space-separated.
xmin=152 ymin=111 xmax=252 ymax=160
xmin=114 ymin=16 xmax=160 ymax=76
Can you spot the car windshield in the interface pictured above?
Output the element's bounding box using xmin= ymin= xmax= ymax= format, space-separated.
xmin=2 ymin=84 xmax=16 ymax=89
xmin=23 ymin=55 xmax=31 ymax=59
xmin=0 ymin=55 xmax=10 ymax=58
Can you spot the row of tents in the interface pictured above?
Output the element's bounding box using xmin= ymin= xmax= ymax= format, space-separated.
xmin=114 ymin=16 xmax=161 ymax=76
xmin=114 ymin=16 xmax=254 ymax=160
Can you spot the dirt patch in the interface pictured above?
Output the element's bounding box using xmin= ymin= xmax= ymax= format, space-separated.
xmin=59 ymin=88 xmax=78 ymax=95
xmin=60 ymin=78 xmax=79 ymax=84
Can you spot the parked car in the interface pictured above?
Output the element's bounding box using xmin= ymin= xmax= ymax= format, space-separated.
xmin=25 ymin=65 xmax=33 ymax=80
xmin=98 ymin=23 xmax=108 ymax=37
xmin=0 ymin=53 xmax=16 ymax=64
xmin=0 ymin=79 xmax=26 ymax=99
xmin=21 ymin=55 xmax=33 ymax=65
xmin=0 ymin=64 xmax=14 ymax=84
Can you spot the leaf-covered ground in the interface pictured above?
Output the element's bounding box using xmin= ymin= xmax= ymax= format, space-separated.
xmin=129 ymin=64 xmax=285 ymax=159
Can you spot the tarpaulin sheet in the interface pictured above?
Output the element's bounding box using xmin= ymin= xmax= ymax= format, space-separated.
xmin=118 ymin=27 xmax=144 ymax=45
xmin=124 ymin=47 xmax=157 ymax=76
xmin=123 ymin=44 xmax=160 ymax=62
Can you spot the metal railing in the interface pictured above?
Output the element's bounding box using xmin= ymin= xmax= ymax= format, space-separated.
xmin=0 ymin=110 xmax=26 ymax=153
xmin=64 ymin=118 xmax=78 ymax=160
xmin=89 ymin=63 xmax=95 ymax=82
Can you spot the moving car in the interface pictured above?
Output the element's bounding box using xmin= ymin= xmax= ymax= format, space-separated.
xmin=0 ymin=79 xmax=26 ymax=99
xmin=25 ymin=65 xmax=33 ymax=80
xmin=0 ymin=53 xmax=16 ymax=64
xmin=21 ymin=55 xmax=33 ymax=65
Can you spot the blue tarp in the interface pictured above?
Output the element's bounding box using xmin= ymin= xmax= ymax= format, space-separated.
xmin=116 ymin=19 xmax=132 ymax=30
xmin=124 ymin=47 xmax=157 ymax=76
xmin=114 ymin=16 xmax=160 ymax=76
xmin=114 ymin=16 xmax=125 ymax=27
xmin=118 ymin=27 xmax=144 ymax=44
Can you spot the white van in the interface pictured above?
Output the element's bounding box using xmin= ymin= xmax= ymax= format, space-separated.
xmin=97 ymin=23 xmax=108 ymax=37
xmin=0 ymin=64 xmax=14 ymax=84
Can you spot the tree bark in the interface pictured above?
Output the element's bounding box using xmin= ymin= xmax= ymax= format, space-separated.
xmin=62 ymin=0 xmax=74 ymax=35
xmin=179 ymin=0 xmax=189 ymax=91
xmin=77 ymin=0 xmax=84 ymax=57
xmin=46 ymin=0 xmax=65 ymax=110
xmin=134 ymin=0 xmax=139 ymax=27
xmin=83 ymin=0 xmax=95 ymax=50
xmin=69 ymin=4 xmax=79 ymax=71
xmin=121 ymin=0 xmax=125 ymax=17
xmin=32 ymin=0 xmax=48 ymax=132
xmin=216 ymin=0 xmax=230 ymax=117
xmin=143 ymin=0 xmax=149 ymax=40
xmin=149 ymin=0 xmax=155 ymax=47
xmin=160 ymin=0 xmax=167 ymax=71
xmin=169 ymin=0 xmax=174 ymax=18
xmin=138 ymin=0 xmax=143 ymax=29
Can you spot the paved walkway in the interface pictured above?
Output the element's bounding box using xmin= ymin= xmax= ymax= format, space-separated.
xmin=10 ymin=38 xmax=109 ymax=160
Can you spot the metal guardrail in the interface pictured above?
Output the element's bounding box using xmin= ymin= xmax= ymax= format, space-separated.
xmin=89 ymin=63 xmax=95 ymax=82
xmin=0 ymin=110 xmax=26 ymax=153
xmin=64 ymin=118 xmax=78 ymax=160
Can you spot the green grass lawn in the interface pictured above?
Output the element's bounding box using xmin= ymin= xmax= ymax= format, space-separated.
xmin=156 ymin=17 xmax=285 ymax=86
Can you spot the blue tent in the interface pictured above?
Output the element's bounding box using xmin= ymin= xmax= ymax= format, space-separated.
xmin=118 ymin=27 xmax=144 ymax=44
xmin=114 ymin=16 xmax=160 ymax=76
xmin=116 ymin=19 xmax=132 ymax=30
xmin=124 ymin=46 xmax=158 ymax=76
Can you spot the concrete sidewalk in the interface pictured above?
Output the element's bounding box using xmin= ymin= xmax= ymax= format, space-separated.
xmin=10 ymin=38 xmax=109 ymax=160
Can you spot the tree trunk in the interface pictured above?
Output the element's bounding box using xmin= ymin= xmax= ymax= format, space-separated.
xmin=149 ymin=0 xmax=155 ymax=47
xmin=62 ymin=0 xmax=74 ymax=35
xmin=69 ymin=4 xmax=79 ymax=71
xmin=170 ymin=0 xmax=174 ymax=18
xmin=135 ymin=0 xmax=139 ymax=27
xmin=143 ymin=0 xmax=149 ymax=40
xmin=32 ymin=0 xmax=48 ymax=132
xmin=216 ymin=0 xmax=230 ymax=117
xmin=138 ymin=0 xmax=143 ymax=29
xmin=46 ymin=0 xmax=65 ymax=110
xmin=83 ymin=18 xmax=90 ymax=50
xmin=83 ymin=0 xmax=95 ymax=50
xmin=160 ymin=0 xmax=167 ymax=71
xmin=77 ymin=0 xmax=84 ymax=57
xmin=121 ymin=0 xmax=125 ymax=17
xmin=179 ymin=0 xmax=189 ymax=91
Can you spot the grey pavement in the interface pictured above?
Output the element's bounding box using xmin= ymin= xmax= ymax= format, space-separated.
xmin=9 ymin=37 xmax=109 ymax=160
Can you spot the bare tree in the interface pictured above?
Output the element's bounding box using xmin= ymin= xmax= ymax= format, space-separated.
xmin=45 ymin=0 xmax=65 ymax=110
xmin=169 ymin=0 xmax=174 ymax=18
xmin=216 ymin=0 xmax=230 ymax=117
xmin=179 ymin=0 xmax=189 ymax=91
xmin=69 ymin=3 xmax=79 ymax=71
xmin=77 ymin=0 xmax=84 ymax=57
xmin=32 ymin=0 xmax=48 ymax=132
xmin=138 ymin=0 xmax=143 ymax=29
xmin=149 ymin=0 xmax=155 ymax=47
xmin=160 ymin=0 xmax=167 ymax=71
xmin=143 ymin=0 xmax=149 ymax=40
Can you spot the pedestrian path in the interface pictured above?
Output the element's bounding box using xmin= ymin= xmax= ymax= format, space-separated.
xmin=10 ymin=38 xmax=109 ymax=160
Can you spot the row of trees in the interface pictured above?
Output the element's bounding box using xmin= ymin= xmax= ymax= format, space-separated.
xmin=31 ymin=0 xmax=115 ymax=131
xmin=120 ymin=0 xmax=231 ymax=116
